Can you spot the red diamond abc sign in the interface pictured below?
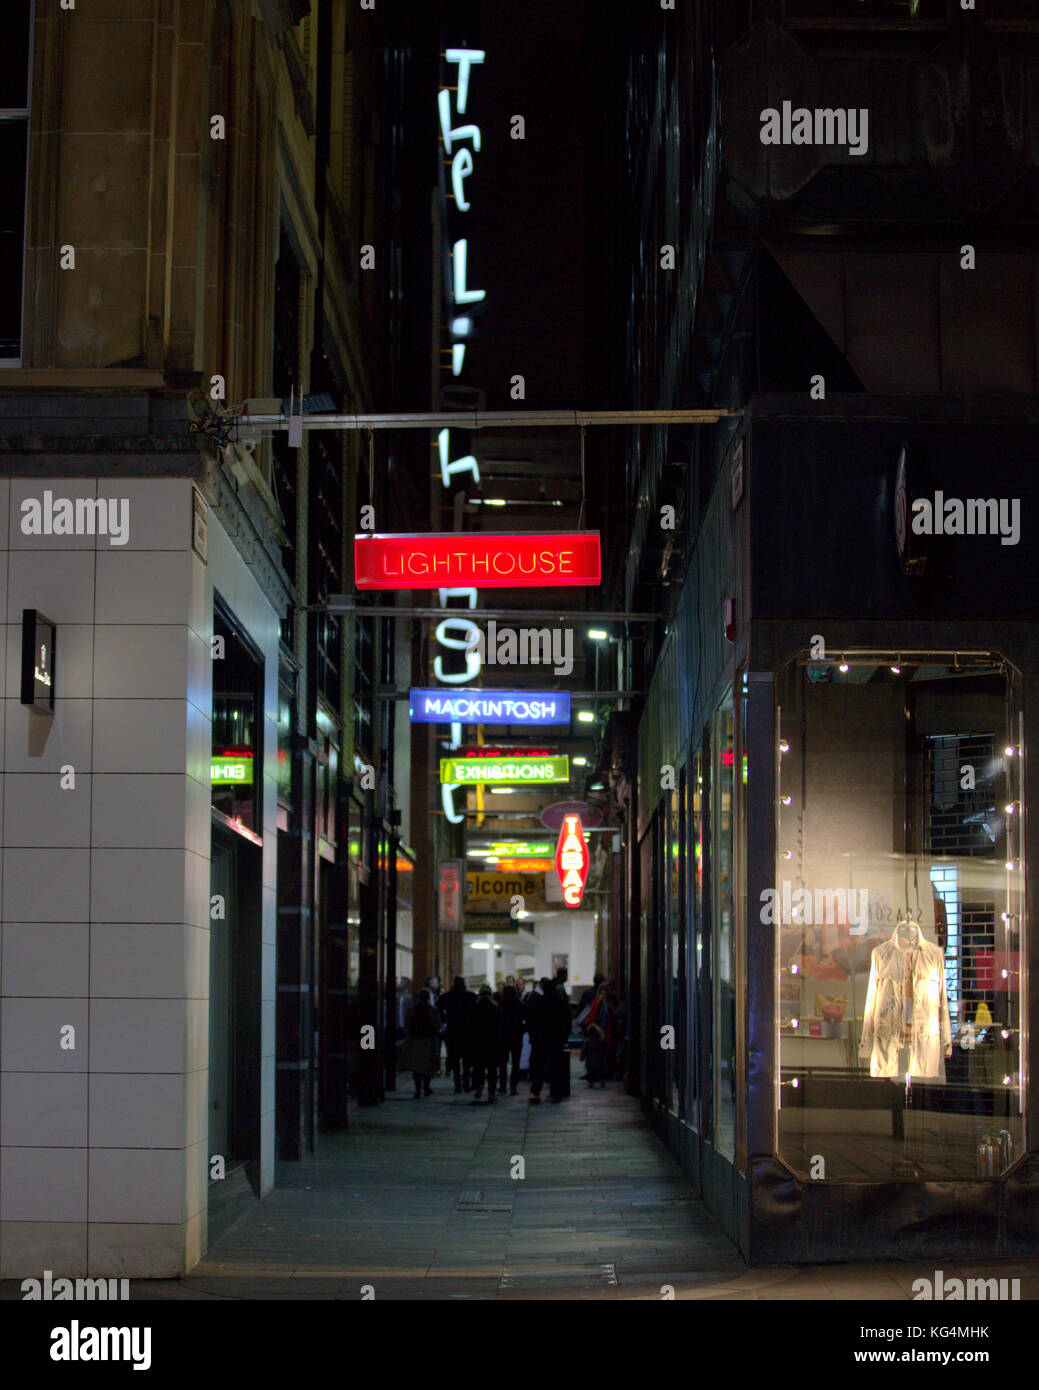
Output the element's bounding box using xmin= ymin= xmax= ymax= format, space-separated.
xmin=555 ymin=813 xmax=589 ymax=908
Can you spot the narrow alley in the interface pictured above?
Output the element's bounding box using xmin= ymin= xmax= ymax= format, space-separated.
xmin=129 ymin=1074 xmax=1039 ymax=1302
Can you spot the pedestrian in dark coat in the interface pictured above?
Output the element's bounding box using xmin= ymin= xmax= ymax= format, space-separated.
xmin=440 ymin=976 xmax=477 ymax=1092
xmin=550 ymin=972 xmax=573 ymax=1100
xmin=525 ymin=981 xmax=550 ymax=1103
xmin=400 ymin=989 xmax=442 ymax=1097
xmin=500 ymin=984 xmax=526 ymax=1094
xmin=470 ymin=986 xmax=505 ymax=1102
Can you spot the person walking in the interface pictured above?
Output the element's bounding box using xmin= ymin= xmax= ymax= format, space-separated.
xmin=470 ymin=985 xmax=505 ymax=1103
xmin=550 ymin=969 xmax=573 ymax=1100
xmin=525 ymin=979 xmax=549 ymax=1104
xmin=425 ymin=975 xmax=444 ymax=1074
xmin=399 ymin=988 xmax=442 ymax=1098
xmin=500 ymin=983 xmax=526 ymax=1095
xmin=440 ymin=975 xmax=477 ymax=1093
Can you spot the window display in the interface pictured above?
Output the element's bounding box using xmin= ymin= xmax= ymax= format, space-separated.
xmin=775 ymin=652 xmax=1024 ymax=1180
xmin=858 ymin=916 xmax=951 ymax=1078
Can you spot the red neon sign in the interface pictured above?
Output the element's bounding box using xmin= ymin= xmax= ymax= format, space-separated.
xmin=555 ymin=813 xmax=589 ymax=908
xmin=354 ymin=532 xmax=601 ymax=590
xmin=459 ymin=746 xmax=557 ymax=759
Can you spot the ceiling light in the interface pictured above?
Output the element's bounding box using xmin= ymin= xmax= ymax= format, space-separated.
xmin=590 ymin=781 xmax=604 ymax=791
xmin=588 ymin=629 xmax=608 ymax=641
xmin=573 ymin=756 xmax=588 ymax=766
xmin=491 ymin=788 xmax=515 ymax=795
xmin=577 ymin=711 xmax=595 ymax=724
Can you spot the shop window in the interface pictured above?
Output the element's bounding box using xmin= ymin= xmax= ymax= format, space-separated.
xmin=211 ymin=602 xmax=264 ymax=836
xmin=686 ymin=749 xmax=705 ymax=1131
xmin=775 ymin=653 xmax=1024 ymax=1181
xmin=713 ymin=692 xmax=737 ymax=1159
xmin=668 ymin=779 xmax=683 ymax=1116
xmin=276 ymin=679 xmax=295 ymax=812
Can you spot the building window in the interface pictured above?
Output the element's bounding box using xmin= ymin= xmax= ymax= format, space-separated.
xmin=775 ymin=652 xmax=1024 ymax=1181
xmin=211 ymin=601 xmax=265 ymax=837
xmin=0 ymin=1 xmax=32 ymax=364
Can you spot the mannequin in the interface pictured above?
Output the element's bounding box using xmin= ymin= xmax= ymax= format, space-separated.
xmin=858 ymin=915 xmax=952 ymax=1079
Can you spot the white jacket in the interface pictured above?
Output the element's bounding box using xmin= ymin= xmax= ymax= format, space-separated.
xmin=858 ymin=923 xmax=952 ymax=1078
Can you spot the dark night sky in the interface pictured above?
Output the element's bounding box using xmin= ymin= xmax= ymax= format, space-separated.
xmin=437 ymin=0 xmax=588 ymax=409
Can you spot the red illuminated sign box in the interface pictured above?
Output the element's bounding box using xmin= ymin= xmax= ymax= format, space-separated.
xmin=354 ymin=532 xmax=601 ymax=591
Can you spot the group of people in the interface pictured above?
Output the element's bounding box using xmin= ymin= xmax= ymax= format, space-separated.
xmin=399 ymin=970 xmax=625 ymax=1104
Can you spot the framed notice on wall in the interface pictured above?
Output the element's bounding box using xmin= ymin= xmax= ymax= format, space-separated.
xmin=21 ymin=609 xmax=55 ymax=713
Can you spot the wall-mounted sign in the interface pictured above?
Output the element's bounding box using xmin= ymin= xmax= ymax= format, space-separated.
xmin=439 ymin=859 xmax=463 ymax=930
xmin=410 ymin=689 xmax=570 ymax=726
xmin=555 ymin=812 xmax=590 ymax=907
xmin=192 ymin=486 xmax=209 ymax=563
xmin=458 ymin=746 xmax=557 ymax=759
xmin=486 ymin=841 xmax=555 ymax=857
xmin=541 ymin=799 xmax=603 ymax=830
xmin=211 ymin=751 xmax=254 ymax=785
xmin=731 ymin=438 xmax=744 ymax=511
xmin=438 ymin=48 xmax=486 ymax=378
xmin=355 ymin=532 xmax=601 ymax=590
xmin=21 ymin=609 xmax=56 ymax=713
xmin=466 ymin=873 xmax=548 ymax=912
xmin=440 ymin=755 xmax=569 ymax=786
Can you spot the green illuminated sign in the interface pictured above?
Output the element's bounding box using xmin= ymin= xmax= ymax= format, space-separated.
xmin=212 ymin=757 xmax=254 ymax=785
xmin=486 ymin=841 xmax=554 ymax=857
xmin=440 ymin=756 xmax=569 ymax=786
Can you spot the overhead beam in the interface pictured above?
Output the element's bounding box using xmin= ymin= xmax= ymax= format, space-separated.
xmin=320 ymin=602 xmax=660 ymax=621
xmin=238 ymin=407 xmax=740 ymax=433
xmin=375 ymin=688 xmax=641 ymax=700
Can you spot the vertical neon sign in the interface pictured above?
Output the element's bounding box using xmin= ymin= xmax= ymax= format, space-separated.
xmin=555 ymin=814 xmax=590 ymax=908
xmin=437 ymin=45 xmax=486 ymax=825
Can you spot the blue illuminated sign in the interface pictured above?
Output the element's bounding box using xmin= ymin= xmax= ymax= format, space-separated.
xmin=409 ymin=689 xmax=571 ymax=726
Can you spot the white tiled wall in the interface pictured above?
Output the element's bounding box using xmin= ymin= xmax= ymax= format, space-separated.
xmin=0 ymin=477 xmax=281 ymax=1278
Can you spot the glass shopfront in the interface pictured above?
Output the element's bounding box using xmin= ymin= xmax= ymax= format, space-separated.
xmin=713 ymin=691 xmax=737 ymax=1160
xmin=774 ymin=650 xmax=1025 ymax=1181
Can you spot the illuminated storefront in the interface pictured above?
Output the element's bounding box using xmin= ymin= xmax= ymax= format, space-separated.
xmin=630 ymin=417 xmax=1039 ymax=1264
